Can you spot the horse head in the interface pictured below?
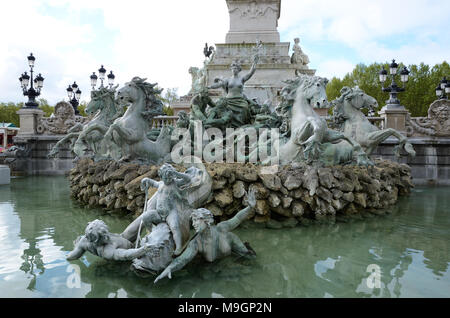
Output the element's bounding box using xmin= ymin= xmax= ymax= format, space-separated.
xmin=117 ymin=77 xmax=147 ymax=105
xmin=87 ymin=86 xmax=118 ymax=117
xmin=286 ymin=75 xmax=329 ymax=109
xmin=118 ymin=77 xmax=164 ymax=119
xmin=339 ymin=86 xmax=378 ymax=112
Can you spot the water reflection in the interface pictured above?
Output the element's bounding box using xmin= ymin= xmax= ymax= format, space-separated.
xmin=20 ymin=238 xmax=44 ymax=291
xmin=0 ymin=177 xmax=449 ymax=298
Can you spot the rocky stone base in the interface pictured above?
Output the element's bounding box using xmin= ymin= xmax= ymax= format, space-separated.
xmin=69 ymin=159 xmax=414 ymax=227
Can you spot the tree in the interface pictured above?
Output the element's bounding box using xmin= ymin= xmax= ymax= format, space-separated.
xmin=38 ymin=98 xmax=54 ymax=117
xmin=78 ymin=101 xmax=88 ymax=117
xmin=326 ymin=61 xmax=449 ymax=117
xmin=0 ymin=102 xmax=21 ymax=126
xmin=160 ymin=88 xmax=178 ymax=116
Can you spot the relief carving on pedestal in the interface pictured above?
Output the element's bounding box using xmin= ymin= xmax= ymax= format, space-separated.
xmin=229 ymin=1 xmax=278 ymax=19
xmin=406 ymin=99 xmax=450 ymax=137
xmin=36 ymin=101 xmax=88 ymax=135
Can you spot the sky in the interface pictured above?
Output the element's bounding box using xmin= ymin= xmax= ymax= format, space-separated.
xmin=1 ymin=0 xmax=449 ymax=105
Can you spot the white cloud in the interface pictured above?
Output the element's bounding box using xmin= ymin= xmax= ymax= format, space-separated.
xmin=279 ymin=0 xmax=450 ymax=74
xmin=0 ymin=0 xmax=448 ymax=104
xmin=315 ymin=59 xmax=356 ymax=80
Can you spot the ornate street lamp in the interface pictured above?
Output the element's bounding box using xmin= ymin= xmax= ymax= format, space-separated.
xmin=66 ymin=81 xmax=82 ymax=115
xmin=19 ymin=53 xmax=45 ymax=108
xmin=378 ymin=59 xmax=409 ymax=109
xmin=435 ymin=77 xmax=450 ymax=100
xmin=90 ymin=66 xmax=115 ymax=90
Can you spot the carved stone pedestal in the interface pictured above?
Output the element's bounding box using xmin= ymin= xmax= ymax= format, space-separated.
xmin=16 ymin=108 xmax=44 ymax=135
xmin=379 ymin=105 xmax=409 ymax=134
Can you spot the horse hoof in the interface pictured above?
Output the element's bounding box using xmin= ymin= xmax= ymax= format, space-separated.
xmin=404 ymin=143 xmax=416 ymax=157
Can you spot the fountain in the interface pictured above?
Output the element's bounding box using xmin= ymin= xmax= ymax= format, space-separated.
xmin=66 ymin=43 xmax=415 ymax=281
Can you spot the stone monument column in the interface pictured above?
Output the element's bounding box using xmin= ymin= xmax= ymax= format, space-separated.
xmin=225 ymin=0 xmax=281 ymax=43
xmin=206 ymin=0 xmax=315 ymax=105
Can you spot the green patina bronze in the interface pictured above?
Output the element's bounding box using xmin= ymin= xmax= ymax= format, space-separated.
xmin=331 ymin=86 xmax=416 ymax=158
xmin=48 ymin=86 xmax=123 ymax=160
xmin=103 ymin=77 xmax=172 ymax=164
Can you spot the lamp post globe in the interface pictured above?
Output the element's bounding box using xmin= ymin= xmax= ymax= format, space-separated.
xmin=98 ymin=65 xmax=106 ymax=86
xmin=27 ymin=53 xmax=35 ymax=68
xmin=440 ymin=77 xmax=448 ymax=90
xmin=389 ymin=59 xmax=398 ymax=75
xmin=400 ymin=67 xmax=409 ymax=83
xmin=435 ymin=85 xmax=443 ymax=98
xmin=21 ymin=72 xmax=30 ymax=88
xmin=75 ymin=89 xmax=82 ymax=101
xmin=379 ymin=68 xmax=388 ymax=83
xmin=90 ymin=72 xmax=98 ymax=89
xmin=35 ymin=73 xmax=44 ymax=89
xmin=107 ymin=71 xmax=115 ymax=87
xmin=67 ymin=85 xmax=73 ymax=99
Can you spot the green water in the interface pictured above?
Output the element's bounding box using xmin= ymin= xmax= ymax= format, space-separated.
xmin=0 ymin=176 xmax=449 ymax=298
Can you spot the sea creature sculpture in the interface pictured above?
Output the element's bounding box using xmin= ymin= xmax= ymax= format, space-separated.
xmin=154 ymin=189 xmax=257 ymax=283
xmin=48 ymin=87 xmax=123 ymax=160
xmin=66 ymin=219 xmax=150 ymax=261
xmin=103 ymin=77 xmax=172 ymax=164
xmin=332 ymin=86 xmax=416 ymax=157
xmin=256 ymin=75 xmax=372 ymax=166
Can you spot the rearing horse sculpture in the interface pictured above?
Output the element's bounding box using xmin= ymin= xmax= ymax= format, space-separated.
xmin=48 ymin=86 xmax=122 ymax=160
xmin=332 ymin=86 xmax=416 ymax=157
xmin=104 ymin=77 xmax=172 ymax=164
xmin=266 ymin=75 xmax=372 ymax=166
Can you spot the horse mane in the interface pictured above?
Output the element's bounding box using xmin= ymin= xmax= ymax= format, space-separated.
xmin=130 ymin=77 xmax=164 ymax=120
xmin=331 ymin=86 xmax=354 ymax=124
xmin=282 ymin=74 xmax=328 ymax=99
xmin=333 ymin=86 xmax=353 ymax=108
xmin=91 ymin=86 xmax=117 ymax=100
xmin=89 ymin=86 xmax=119 ymax=119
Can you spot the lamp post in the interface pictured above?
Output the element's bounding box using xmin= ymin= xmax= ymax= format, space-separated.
xmin=18 ymin=53 xmax=45 ymax=108
xmin=435 ymin=77 xmax=450 ymax=100
xmin=66 ymin=82 xmax=82 ymax=115
xmin=90 ymin=65 xmax=115 ymax=90
xmin=378 ymin=59 xmax=409 ymax=109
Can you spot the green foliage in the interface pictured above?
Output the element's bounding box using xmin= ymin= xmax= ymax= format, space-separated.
xmin=0 ymin=102 xmax=22 ymax=127
xmin=160 ymin=87 xmax=178 ymax=116
xmin=163 ymin=106 xmax=174 ymax=116
xmin=0 ymin=98 xmax=91 ymax=128
xmin=326 ymin=61 xmax=450 ymax=117
xmin=78 ymin=101 xmax=88 ymax=117
xmin=38 ymin=98 xmax=55 ymax=117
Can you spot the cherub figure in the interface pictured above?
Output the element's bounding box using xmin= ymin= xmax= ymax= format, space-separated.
xmin=140 ymin=164 xmax=193 ymax=255
xmin=66 ymin=219 xmax=150 ymax=261
xmin=154 ymin=189 xmax=257 ymax=283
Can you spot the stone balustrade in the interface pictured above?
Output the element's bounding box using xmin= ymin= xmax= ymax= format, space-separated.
xmin=151 ymin=116 xmax=179 ymax=128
